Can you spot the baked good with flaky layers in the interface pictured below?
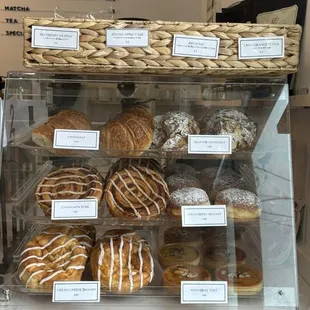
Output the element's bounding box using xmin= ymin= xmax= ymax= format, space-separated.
xmin=164 ymin=227 xmax=202 ymax=248
xmin=32 ymin=110 xmax=91 ymax=148
xmin=91 ymin=230 xmax=154 ymax=294
xmin=35 ymin=164 xmax=104 ymax=216
xmin=215 ymin=188 xmax=262 ymax=220
xmin=215 ymin=264 xmax=263 ymax=295
xmin=100 ymin=106 xmax=154 ymax=155
xmin=151 ymin=115 xmax=166 ymax=149
xmin=165 ymin=174 xmax=201 ymax=192
xmin=105 ymin=165 xmax=169 ymax=220
xmin=165 ymin=163 xmax=197 ymax=178
xmin=158 ymin=243 xmax=201 ymax=268
xmin=201 ymin=109 xmax=257 ymax=152
xmin=167 ymin=187 xmax=210 ymax=218
xmin=19 ymin=230 xmax=88 ymax=289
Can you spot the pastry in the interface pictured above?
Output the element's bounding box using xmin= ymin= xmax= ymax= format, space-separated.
xmin=100 ymin=106 xmax=154 ymax=155
xmin=91 ymin=230 xmax=154 ymax=294
xmin=19 ymin=230 xmax=88 ymax=289
xmin=167 ymin=187 xmax=210 ymax=218
xmin=165 ymin=163 xmax=197 ymax=178
xmin=158 ymin=243 xmax=200 ymax=268
xmin=199 ymin=167 xmax=224 ymax=194
xmin=202 ymin=227 xmax=242 ymax=246
xmin=215 ymin=264 xmax=263 ymax=295
xmin=151 ymin=115 xmax=166 ymax=149
xmin=105 ymin=165 xmax=170 ymax=219
xmin=165 ymin=174 xmax=201 ymax=192
xmin=204 ymin=245 xmax=246 ymax=270
xmin=163 ymin=264 xmax=211 ymax=292
xmin=161 ymin=134 xmax=188 ymax=151
xmin=215 ymin=188 xmax=262 ymax=220
xmin=201 ymin=109 xmax=257 ymax=152
xmin=164 ymin=227 xmax=202 ymax=248
xmin=32 ymin=110 xmax=91 ymax=148
xmin=35 ymin=164 xmax=104 ymax=216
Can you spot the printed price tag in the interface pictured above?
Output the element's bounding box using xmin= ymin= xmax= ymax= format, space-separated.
xmin=51 ymin=199 xmax=98 ymax=220
xmin=31 ymin=26 xmax=80 ymax=50
xmin=238 ymin=36 xmax=284 ymax=59
xmin=53 ymin=281 xmax=100 ymax=303
xmin=188 ymin=135 xmax=232 ymax=154
xmin=106 ymin=29 xmax=149 ymax=47
xmin=173 ymin=35 xmax=220 ymax=59
xmin=53 ymin=129 xmax=100 ymax=150
xmin=182 ymin=205 xmax=227 ymax=227
xmin=181 ymin=281 xmax=228 ymax=304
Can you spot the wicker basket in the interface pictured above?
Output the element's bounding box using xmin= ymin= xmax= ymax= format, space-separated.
xmin=23 ymin=18 xmax=302 ymax=76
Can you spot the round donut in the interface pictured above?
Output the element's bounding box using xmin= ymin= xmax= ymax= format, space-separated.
xmin=166 ymin=174 xmax=201 ymax=192
xmin=165 ymin=163 xmax=197 ymax=178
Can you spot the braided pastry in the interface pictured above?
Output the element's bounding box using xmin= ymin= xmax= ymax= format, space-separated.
xmin=105 ymin=165 xmax=169 ymax=219
xmin=19 ymin=230 xmax=88 ymax=289
xmin=35 ymin=164 xmax=104 ymax=216
xmin=91 ymin=230 xmax=154 ymax=294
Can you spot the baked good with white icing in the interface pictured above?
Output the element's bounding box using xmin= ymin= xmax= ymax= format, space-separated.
xmin=165 ymin=163 xmax=197 ymax=178
xmin=19 ymin=229 xmax=88 ymax=289
xmin=167 ymin=187 xmax=210 ymax=218
xmin=164 ymin=227 xmax=202 ymax=248
xmin=215 ymin=264 xmax=263 ymax=295
xmin=35 ymin=164 xmax=104 ymax=216
xmin=104 ymin=164 xmax=170 ymax=219
xmin=161 ymin=134 xmax=188 ymax=151
xmin=91 ymin=230 xmax=154 ymax=294
xmin=166 ymin=174 xmax=201 ymax=192
xmin=201 ymin=109 xmax=257 ymax=152
xmin=151 ymin=115 xmax=166 ymax=149
xmin=215 ymin=188 xmax=262 ymax=220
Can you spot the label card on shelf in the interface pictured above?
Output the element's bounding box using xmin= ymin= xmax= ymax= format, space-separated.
xmin=106 ymin=29 xmax=149 ymax=47
xmin=31 ymin=26 xmax=80 ymax=50
xmin=238 ymin=36 xmax=284 ymax=60
xmin=181 ymin=281 xmax=228 ymax=304
xmin=51 ymin=199 xmax=98 ymax=220
xmin=188 ymin=135 xmax=232 ymax=154
xmin=173 ymin=35 xmax=220 ymax=59
xmin=53 ymin=129 xmax=100 ymax=150
xmin=53 ymin=281 xmax=100 ymax=303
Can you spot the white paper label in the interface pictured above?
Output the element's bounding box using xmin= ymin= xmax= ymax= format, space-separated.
xmin=188 ymin=135 xmax=232 ymax=154
xmin=181 ymin=281 xmax=228 ymax=304
xmin=106 ymin=29 xmax=149 ymax=47
xmin=238 ymin=37 xmax=284 ymax=59
xmin=53 ymin=281 xmax=100 ymax=303
xmin=31 ymin=26 xmax=80 ymax=50
xmin=51 ymin=199 xmax=98 ymax=220
xmin=53 ymin=129 xmax=100 ymax=150
xmin=173 ymin=35 xmax=220 ymax=59
xmin=182 ymin=205 xmax=227 ymax=227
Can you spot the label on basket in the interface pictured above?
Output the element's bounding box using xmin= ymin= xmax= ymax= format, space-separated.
xmin=53 ymin=129 xmax=100 ymax=150
xmin=182 ymin=205 xmax=227 ymax=227
xmin=106 ymin=29 xmax=149 ymax=47
xmin=172 ymin=35 xmax=220 ymax=59
xmin=51 ymin=199 xmax=98 ymax=220
xmin=238 ymin=36 xmax=284 ymax=59
xmin=181 ymin=281 xmax=228 ymax=304
xmin=31 ymin=26 xmax=80 ymax=50
xmin=188 ymin=135 xmax=232 ymax=154
xmin=53 ymin=281 xmax=100 ymax=303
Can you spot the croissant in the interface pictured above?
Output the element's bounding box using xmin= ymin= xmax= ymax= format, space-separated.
xmin=32 ymin=110 xmax=91 ymax=148
xmin=100 ymin=106 xmax=154 ymax=156
xmin=91 ymin=230 xmax=154 ymax=294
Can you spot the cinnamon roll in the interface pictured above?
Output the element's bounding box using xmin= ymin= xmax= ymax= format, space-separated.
xmin=104 ymin=165 xmax=170 ymax=219
xmin=91 ymin=230 xmax=154 ymax=294
xmin=35 ymin=164 xmax=104 ymax=216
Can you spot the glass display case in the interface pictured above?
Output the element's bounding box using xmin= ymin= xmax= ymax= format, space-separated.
xmin=0 ymin=72 xmax=298 ymax=309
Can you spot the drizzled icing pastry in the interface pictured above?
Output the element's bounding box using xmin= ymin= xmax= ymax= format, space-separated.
xmin=91 ymin=230 xmax=154 ymax=294
xmin=216 ymin=188 xmax=262 ymax=220
xmin=158 ymin=243 xmax=200 ymax=268
xmin=35 ymin=164 xmax=104 ymax=216
xmin=164 ymin=227 xmax=202 ymax=248
xmin=215 ymin=264 xmax=263 ymax=295
xmin=18 ymin=230 xmax=88 ymax=289
xmin=165 ymin=174 xmax=201 ymax=192
xmin=165 ymin=163 xmax=197 ymax=178
xmin=105 ymin=165 xmax=170 ymax=219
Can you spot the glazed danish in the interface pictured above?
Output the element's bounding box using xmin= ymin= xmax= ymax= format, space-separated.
xmin=105 ymin=165 xmax=169 ymax=219
xmin=35 ymin=164 xmax=104 ymax=216
xmin=91 ymin=230 xmax=154 ymax=294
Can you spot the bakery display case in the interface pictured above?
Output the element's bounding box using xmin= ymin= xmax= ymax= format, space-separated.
xmin=0 ymin=72 xmax=298 ymax=308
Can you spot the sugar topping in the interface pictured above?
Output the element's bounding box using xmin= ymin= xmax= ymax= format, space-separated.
xmin=170 ymin=187 xmax=210 ymax=206
xmin=165 ymin=163 xmax=197 ymax=177
xmin=151 ymin=115 xmax=167 ymax=149
xmin=166 ymin=174 xmax=201 ymax=191
xmin=161 ymin=135 xmax=187 ymax=151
